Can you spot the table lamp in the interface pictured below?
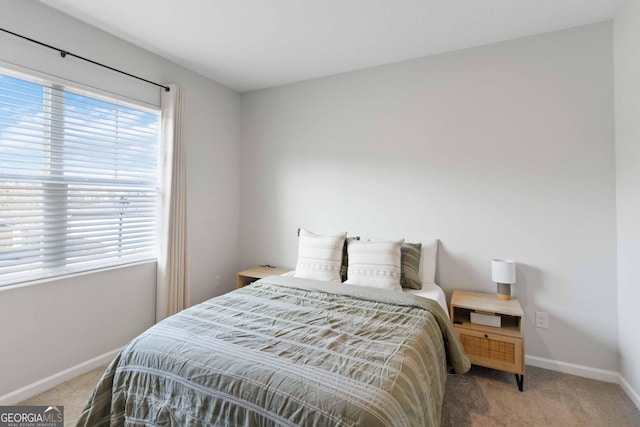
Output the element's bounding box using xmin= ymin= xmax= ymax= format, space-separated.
xmin=492 ymin=259 xmax=516 ymax=300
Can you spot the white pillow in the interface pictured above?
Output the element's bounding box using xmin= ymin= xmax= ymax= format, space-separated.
xmin=417 ymin=238 xmax=439 ymax=283
xmin=344 ymin=238 xmax=404 ymax=291
xmin=293 ymin=229 xmax=346 ymax=283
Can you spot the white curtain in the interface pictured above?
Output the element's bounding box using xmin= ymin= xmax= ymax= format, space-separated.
xmin=156 ymin=84 xmax=189 ymax=322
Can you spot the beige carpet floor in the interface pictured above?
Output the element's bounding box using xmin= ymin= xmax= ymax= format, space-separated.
xmin=443 ymin=365 xmax=640 ymax=426
xmin=19 ymin=367 xmax=105 ymax=426
xmin=20 ymin=364 xmax=640 ymax=426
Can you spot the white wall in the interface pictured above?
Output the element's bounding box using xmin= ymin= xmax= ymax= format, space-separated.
xmin=240 ymin=23 xmax=618 ymax=373
xmin=0 ymin=0 xmax=240 ymax=398
xmin=614 ymin=0 xmax=640 ymax=406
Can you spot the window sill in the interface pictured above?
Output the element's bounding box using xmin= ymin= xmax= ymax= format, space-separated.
xmin=0 ymin=259 xmax=158 ymax=293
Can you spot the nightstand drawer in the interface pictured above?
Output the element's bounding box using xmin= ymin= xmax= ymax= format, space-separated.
xmin=455 ymin=326 xmax=524 ymax=374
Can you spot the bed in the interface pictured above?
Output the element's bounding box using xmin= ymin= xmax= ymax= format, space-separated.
xmin=404 ymin=282 xmax=449 ymax=318
xmin=78 ymin=234 xmax=470 ymax=426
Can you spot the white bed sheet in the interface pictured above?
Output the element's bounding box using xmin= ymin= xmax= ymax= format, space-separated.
xmin=404 ymin=282 xmax=449 ymax=318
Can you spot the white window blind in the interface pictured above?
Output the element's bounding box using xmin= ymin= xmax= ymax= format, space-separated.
xmin=0 ymin=71 xmax=160 ymax=287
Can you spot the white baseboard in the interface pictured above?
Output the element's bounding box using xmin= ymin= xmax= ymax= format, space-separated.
xmin=525 ymin=354 xmax=620 ymax=383
xmin=619 ymin=375 xmax=640 ymax=411
xmin=0 ymin=348 xmax=121 ymax=406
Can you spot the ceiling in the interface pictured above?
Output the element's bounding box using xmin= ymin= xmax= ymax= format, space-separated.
xmin=39 ymin=0 xmax=623 ymax=93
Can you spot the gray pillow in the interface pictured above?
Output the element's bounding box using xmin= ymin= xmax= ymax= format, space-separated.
xmin=340 ymin=236 xmax=360 ymax=282
xmin=400 ymin=242 xmax=422 ymax=289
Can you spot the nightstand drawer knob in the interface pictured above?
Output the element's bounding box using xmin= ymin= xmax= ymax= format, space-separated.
xmin=484 ymin=334 xmax=489 ymax=339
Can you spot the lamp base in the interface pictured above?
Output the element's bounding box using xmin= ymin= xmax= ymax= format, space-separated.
xmin=497 ymin=282 xmax=512 ymax=300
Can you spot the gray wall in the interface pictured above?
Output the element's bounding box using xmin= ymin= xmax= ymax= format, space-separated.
xmin=0 ymin=0 xmax=240 ymax=398
xmin=240 ymin=23 xmax=618 ymax=374
xmin=614 ymin=0 xmax=640 ymax=406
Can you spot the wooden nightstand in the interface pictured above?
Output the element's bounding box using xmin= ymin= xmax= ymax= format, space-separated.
xmin=236 ymin=266 xmax=291 ymax=288
xmin=450 ymin=289 xmax=525 ymax=391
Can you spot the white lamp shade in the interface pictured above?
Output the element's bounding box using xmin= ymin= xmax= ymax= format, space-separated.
xmin=492 ymin=259 xmax=516 ymax=284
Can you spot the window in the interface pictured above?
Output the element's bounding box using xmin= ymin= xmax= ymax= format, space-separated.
xmin=0 ymin=70 xmax=160 ymax=287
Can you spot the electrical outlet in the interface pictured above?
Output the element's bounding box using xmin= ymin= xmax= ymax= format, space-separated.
xmin=535 ymin=311 xmax=549 ymax=329
xmin=215 ymin=275 xmax=222 ymax=289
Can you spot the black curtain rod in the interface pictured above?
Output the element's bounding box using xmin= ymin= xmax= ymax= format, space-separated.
xmin=0 ymin=27 xmax=170 ymax=92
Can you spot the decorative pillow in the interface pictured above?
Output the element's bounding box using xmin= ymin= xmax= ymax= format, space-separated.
xmin=340 ymin=236 xmax=360 ymax=282
xmin=400 ymin=242 xmax=422 ymax=289
xmin=293 ymin=229 xmax=347 ymax=283
xmin=344 ymin=238 xmax=404 ymax=291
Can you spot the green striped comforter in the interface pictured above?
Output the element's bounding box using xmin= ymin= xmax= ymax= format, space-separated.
xmin=78 ymin=276 xmax=470 ymax=426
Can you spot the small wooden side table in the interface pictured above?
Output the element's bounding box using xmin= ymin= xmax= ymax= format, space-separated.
xmin=236 ymin=266 xmax=291 ymax=288
xmin=450 ymin=289 xmax=525 ymax=391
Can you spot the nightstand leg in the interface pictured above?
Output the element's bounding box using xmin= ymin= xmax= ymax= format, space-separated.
xmin=515 ymin=374 xmax=524 ymax=392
